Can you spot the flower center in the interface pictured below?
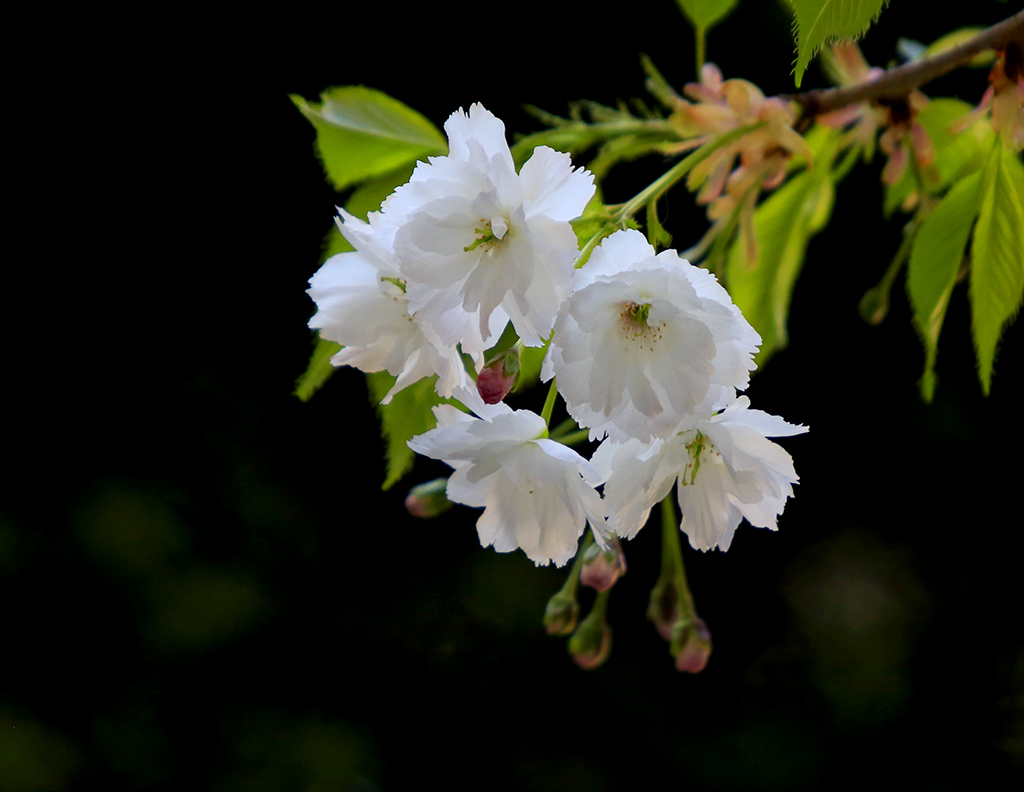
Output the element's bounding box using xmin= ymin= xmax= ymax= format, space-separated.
xmin=681 ymin=432 xmax=722 ymax=485
xmin=619 ymin=301 xmax=665 ymax=351
xmin=464 ymin=217 xmax=509 ymax=255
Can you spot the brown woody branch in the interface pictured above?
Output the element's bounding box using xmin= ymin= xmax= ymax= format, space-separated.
xmin=786 ymin=10 xmax=1024 ymax=120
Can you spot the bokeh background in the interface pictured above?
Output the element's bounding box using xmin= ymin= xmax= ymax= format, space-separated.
xmin=5 ymin=1 xmax=1022 ymax=789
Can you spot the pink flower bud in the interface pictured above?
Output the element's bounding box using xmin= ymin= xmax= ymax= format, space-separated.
xmin=568 ymin=614 xmax=612 ymax=670
xmin=476 ymin=348 xmax=521 ymax=405
xmin=579 ymin=537 xmax=627 ymax=591
xmin=670 ymin=617 xmax=712 ymax=674
xmin=404 ymin=478 xmax=453 ymax=518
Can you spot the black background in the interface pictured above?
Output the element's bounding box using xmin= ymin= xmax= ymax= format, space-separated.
xmin=5 ymin=1 xmax=1023 ymax=789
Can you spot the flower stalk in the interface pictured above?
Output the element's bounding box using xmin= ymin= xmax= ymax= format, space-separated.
xmin=648 ymin=493 xmax=711 ymax=672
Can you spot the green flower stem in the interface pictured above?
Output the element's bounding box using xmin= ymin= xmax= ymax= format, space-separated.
xmin=512 ymin=118 xmax=676 ymax=161
xmin=591 ymin=586 xmax=611 ymax=621
xmin=544 ymin=532 xmax=594 ymax=635
xmin=861 ymin=215 xmax=921 ymax=325
xmin=609 ymin=122 xmax=767 ymax=226
xmin=575 ymin=122 xmax=767 ymax=270
xmin=575 ymin=225 xmax=614 ymax=269
xmin=695 ymin=30 xmax=707 ymax=76
xmin=550 ymin=427 xmax=591 ymax=448
xmin=557 ymin=532 xmax=594 ymax=599
xmin=831 ymin=142 xmax=863 ymax=185
xmin=540 ymin=379 xmax=559 ymax=428
xmin=660 ymin=493 xmax=696 ymax=622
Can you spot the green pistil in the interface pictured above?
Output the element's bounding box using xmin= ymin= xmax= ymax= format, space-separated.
xmin=464 ymin=229 xmax=498 ymax=252
xmin=464 ymin=219 xmax=507 ymax=253
xmin=629 ymin=302 xmax=651 ymax=327
xmin=683 ymin=432 xmax=707 ymax=486
xmin=380 ymin=276 xmax=407 ymax=293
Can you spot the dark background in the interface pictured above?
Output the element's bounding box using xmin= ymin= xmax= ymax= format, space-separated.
xmin=5 ymin=1 xmax=1022 ymax=789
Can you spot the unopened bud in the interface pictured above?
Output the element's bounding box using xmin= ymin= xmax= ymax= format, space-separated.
xmin=858 ymin=285 xmax=889 ymax=326
xmin=543 ymin=591 xmax=580 ymax=636
xmin=568 ymin=610 xmax=612 ymax=670
xmin=579 ymin=536 xmax=627 ymax=591
xmin=646 ymin=578 xmax=681 ymax=642
xmin=670 ymin=616 xmax=712 ymax=674
xmin=476 ymin=348 xmax=521 ymax=405
xmin=404 ymin=478 xmax=453 ymax=518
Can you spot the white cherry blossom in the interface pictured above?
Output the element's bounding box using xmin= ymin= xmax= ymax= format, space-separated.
xmin=543 ymin=229 xmax=761 ymax=442
xmin=375 ymin=103 xmax=595 ymax=352
xmin=306 ymin=242 xmax=471 ymax=405
xmin=407 ymin=402 xmax=609 ymax=567
xmin=591 ymin=396 xmax=806 ymax=551
xmin=333 ymin=208 xmax=504 ymax=368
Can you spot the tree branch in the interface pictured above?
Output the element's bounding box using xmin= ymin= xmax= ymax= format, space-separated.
xmin=787 ymin=10 xmax=1024 ymax=120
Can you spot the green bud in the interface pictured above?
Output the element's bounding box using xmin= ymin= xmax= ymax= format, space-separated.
xmin=568 ymin=614 xmax=612 ymax=670
xmin=646 ymin=578 xmax=680 ymax=642
xmin=858 ymin=285 xmax=889 ymax=325
xmin=404 ymin=478 xmax=453 ymax=519
xmin=543 ymin=591 xmax=580 ymax=636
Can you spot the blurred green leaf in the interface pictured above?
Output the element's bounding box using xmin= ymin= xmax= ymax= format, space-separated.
xmin=970 ymin=142 xmax=1024 ymax=394
xmin=924 ymin=27 xmax=994 ymax=65
xmin=294 ymin=337 xmax=343 ymax=403
xmin=675 ymin=0 xmax=739 ymax=31
xmin=906 ymin=171 xmax=982 ymax=400
xmin=0 ymin=713 xmax=81 ymax=792
xmin=367 ymin=373 xmax=451 ymax=490
xmin=291 ymin=86 xmax=446 ymax=191
xmin=791 ymin=0 xmax=889 ymax=88
xmin=345 ymin=162 xmax=417 ymax=220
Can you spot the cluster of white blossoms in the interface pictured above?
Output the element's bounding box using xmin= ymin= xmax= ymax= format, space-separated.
xmin=307 ymin=103 xmax=807 ymax=567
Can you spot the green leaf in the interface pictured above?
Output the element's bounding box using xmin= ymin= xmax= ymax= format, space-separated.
xmin=291 ymin=86 xmax=446 ymax=192
xmin=367 ymin=374 xmax=457 ymax=491
xmin=725 ymin=160 xmax=836 ymax=365
xmin=906 ymin=172 xmax=982 ymax=400
xmin=294 ymin=338 xmax=343 ymax=403
xmin=517 ymin=344 xmax=547 ymax=393
xmin=970 ymin=142 xmax=1024 ymax=394
xmin=674 ymin=0 xmax=739 ymax=32
xmin=791 ymin=0 xmax=889 ymax=88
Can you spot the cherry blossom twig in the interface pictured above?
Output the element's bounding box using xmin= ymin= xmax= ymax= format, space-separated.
xmin=787 ymin=10 xmax=1024 ymax=120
